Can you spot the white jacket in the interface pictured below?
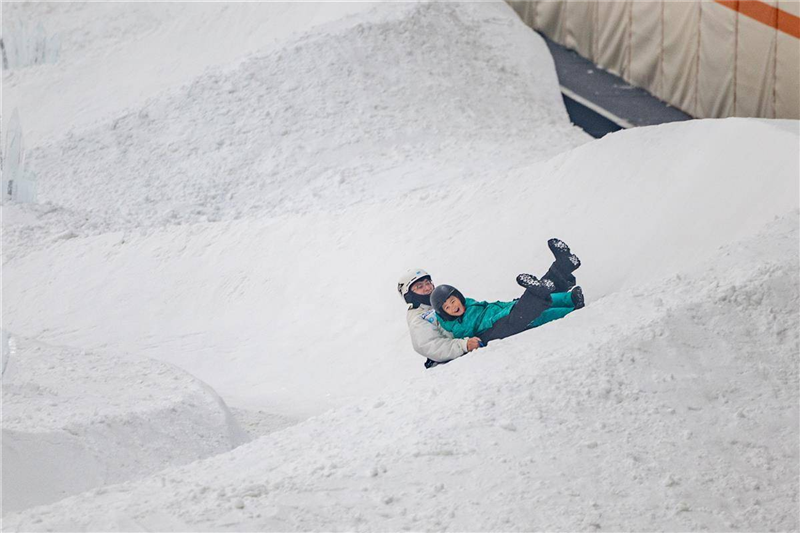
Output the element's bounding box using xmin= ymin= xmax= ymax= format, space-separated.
xmin=406 ymin=304 xmax=469 ymax=363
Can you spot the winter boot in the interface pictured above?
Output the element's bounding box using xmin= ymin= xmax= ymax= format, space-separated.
xmin=548 ymin=238 xmax=581 ymax=272
xmin=570 ymin=286 xmax=585 ymax=310
xmin=516 ymin=273 xmax=556 ymax=297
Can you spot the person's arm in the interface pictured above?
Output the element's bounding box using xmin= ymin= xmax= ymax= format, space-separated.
xmin=408 ymin=312 xmax=469 ymax=363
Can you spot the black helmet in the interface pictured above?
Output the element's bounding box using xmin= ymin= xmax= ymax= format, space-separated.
xmin=430 ymin=284 xmax=465 ymax=321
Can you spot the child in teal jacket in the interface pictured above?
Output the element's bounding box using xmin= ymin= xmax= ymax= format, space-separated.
xmin=431 ymin=284 xmax=582 ymax=342
xmin=431 ymin=238 xmax=585 ymax=344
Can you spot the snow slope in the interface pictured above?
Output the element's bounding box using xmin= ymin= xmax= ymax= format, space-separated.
xmin=4 ymin=116 xmax=799 ymax=530
xmin=4 ymin=118 xmax=797 ymax=416
xmin=2 ymin=0 xmax=590 ymax=516
xmin=3 ymin=0 xmax=586 ymax=416
xmin=1 ymin=335 xmax=248 ymax=514
xmin=5 ymin=206 xmax=798 ymax=531
xmin=2 ymin=0 xmax=799 ymax=530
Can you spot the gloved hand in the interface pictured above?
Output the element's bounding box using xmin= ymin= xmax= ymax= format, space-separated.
xmin=466 ymin=337 xmax=482 ymax=351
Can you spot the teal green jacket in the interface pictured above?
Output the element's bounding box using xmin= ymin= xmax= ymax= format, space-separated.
xmin=437 ymin=292 xmax=576 ymax=339
xmin=436 ymin=298 xmax=515 ymax=338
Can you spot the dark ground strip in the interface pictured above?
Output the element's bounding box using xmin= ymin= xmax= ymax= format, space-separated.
xmin=543 ymin=34 xmax=692 ymax=136
xmin=561 ymin=93 xmax=624 ymax=138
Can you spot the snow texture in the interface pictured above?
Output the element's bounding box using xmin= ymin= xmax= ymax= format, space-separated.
xmin=2 ymin=336 xmax=248 ymax=513
xmin=2 ymin=1 xmax=798 ymax=531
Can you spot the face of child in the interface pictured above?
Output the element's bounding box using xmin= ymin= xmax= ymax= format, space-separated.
xmin=410 ymin=278 xmax=434 ymax=296
xmin=442 ymin=295 xmax=464 ymax=317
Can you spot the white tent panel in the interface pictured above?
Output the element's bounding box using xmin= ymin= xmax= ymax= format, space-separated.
xmin=536 ymin=1 xmax=568 ymax=43
xmin=630 ymin=0 xmax=663 ymax=96
xmin=564 ymin=1 xmax=597 ymax=59
xmin=776 ymin=0 xmax=800 ymax=118
xmin=523 ymin=0 xmax=539 ymax=28
xmin=663 ymin=1 xmax=701 ymax=115
xmin=594 ymin=1 xmax=632 ymax=78
xmin=698 ymin=1 xmax=737 ymax=118
xmin=506 ymin=0 xmax=798 ymax=119
xmin=735 ymin=1 xmax=778 ymax=117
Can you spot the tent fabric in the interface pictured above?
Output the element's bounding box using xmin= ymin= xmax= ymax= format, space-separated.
xmin=698 ymin=1 xmax=737 ymax=118
xmin=736 ymin=0 xmax=778 ymax=117
xmin=630 ymin=0 xmax=664 ymax=97
xmin=535 ymin=2 xmax=567 ymax=43
xmin=507 ymin=0 xmax=800 ymax=119
xmin=594 ymin=1 xmax=631 ymax=78
xmin=663 ymin=2 xmax=701 ymax=114
xmin=564 ymin=1 xmax=596 ymax=60
xmin=776 ymin=0 xmax=800 ymax=117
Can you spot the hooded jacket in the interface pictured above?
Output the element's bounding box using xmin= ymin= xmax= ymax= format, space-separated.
xmin=406 ymin=304 xmax=469 ymax=363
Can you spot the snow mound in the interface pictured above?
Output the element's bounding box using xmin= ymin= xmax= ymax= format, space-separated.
xmin=11 ymin=1 xmax=583 ymax=255
xmin=1 ymin=2 xmax=385 ymax=146
xmin=1 ymin=335 xmax=248 ymax=514
xmin=5 ymin=210 xmax=797 ymax=531
xmin=466 ymin=118 xmax=800 ymax=296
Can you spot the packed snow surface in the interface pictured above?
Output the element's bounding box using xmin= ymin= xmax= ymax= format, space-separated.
xmin=2 ymin=335 xmax=248 ymax=513
xmin=2 ymin=1 xmax=799 ymax=531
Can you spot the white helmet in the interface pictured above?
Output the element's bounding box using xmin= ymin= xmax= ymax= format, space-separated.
xmin=397 ymin=268 xmax=431 ymax=301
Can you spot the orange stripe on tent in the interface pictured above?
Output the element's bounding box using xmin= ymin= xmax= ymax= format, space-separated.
xmin=716 ymin=0 xmax=739 ymax=11
xmin=777 ymin=6 xmax=800 ymax=38
xmin=715 ymin=0 xmax=800 ymax=39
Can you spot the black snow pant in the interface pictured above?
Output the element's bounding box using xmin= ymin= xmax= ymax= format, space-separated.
xmin=478 ymin=287 xmax=552 ymax=344
xmin=478 ymin=260 xmax=575 ymax=344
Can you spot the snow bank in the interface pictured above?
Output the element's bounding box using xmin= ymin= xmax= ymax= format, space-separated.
xmin=5 ymin=118 xmax=797 ymax=416
xmin=1 ymin=335 xmax=248 ymax=514
xmin=1 ymin=2 xmax=385 ymax=146
xmin=5 ymin=210 xmax=797 ymax=531
xmin=8 ymin=1 xmax=581 ymax=253
xmin=475 ymin=118 xmax=800 ymax=296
